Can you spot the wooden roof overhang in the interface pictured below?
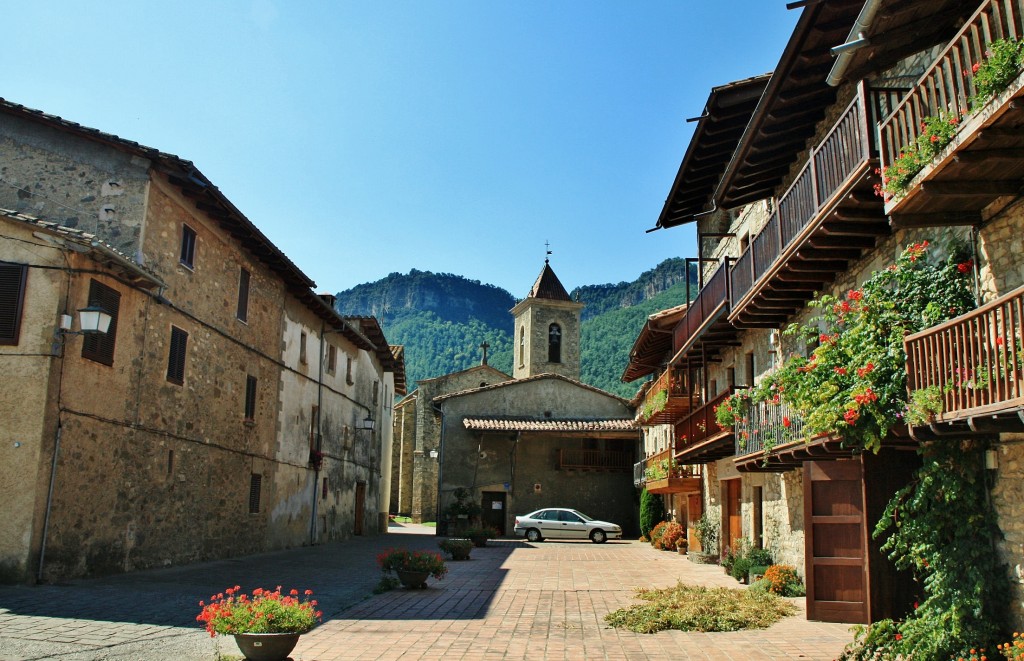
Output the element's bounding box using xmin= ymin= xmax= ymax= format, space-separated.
xmin=622 ymin=304 xmax=688 ymax=382
xmin=668 ymin=262 xmax=740 ymax=368
xmin=655 ymin=75 xmax=771 ymax=230
xmin=734 ymin=430 xmax=917 ymax=473
xmin=716 ymin=0 xmax=864 ymax=209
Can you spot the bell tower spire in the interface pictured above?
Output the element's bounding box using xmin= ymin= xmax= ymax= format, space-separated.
xmin=510 ymin=257 xmax=584 ymax=380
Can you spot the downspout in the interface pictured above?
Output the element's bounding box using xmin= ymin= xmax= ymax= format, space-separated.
xmin=309 ymin=321 xmax=326 ymax=546
xmin=434 ymin=400 xmax=445 ymax=536
xmin=826 ymin=0 xmax=883 ymax=87
xmin=37 ymin=423 xmax=62 ymax=583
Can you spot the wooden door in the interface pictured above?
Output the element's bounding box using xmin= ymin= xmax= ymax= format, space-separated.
xmin=686 ymin=492 xmax=702 ymax=552
xmin=804 ymin=459 xmax=868 ymax=623
xmin=354 ymin=481 xmax=366 ymax=536
xmin=722 ymin=479 xmax=742 ymax=553
xmin=481 ymin=491 xmax=506 ymax=536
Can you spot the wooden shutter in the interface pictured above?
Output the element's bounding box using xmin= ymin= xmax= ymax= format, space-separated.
xmin=249 ymin=474 xmax=262 ymax=513
xmin=81 ymin=279 xmax=120 ymax=365
xmin=244 ymin=374 xmax=257 ymax=420
xmin=166 ymin=326 xmax=188 ymax=384
xmin=0 ymin=262 xmax=27 ymax=345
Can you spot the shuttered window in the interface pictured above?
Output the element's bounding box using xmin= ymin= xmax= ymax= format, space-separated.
xmin=236 ymin=268 xmax=250 ymax=322
xmin=249 ymin=473 xmax=262 ymax=513
xmin=244 ymin=374 xmax=257 ymax=421
xmin=0 ymin=262 xmax=27 ymax=345
xmin=166 ymin=326 xmax=188 ymax=385
xmin=81 ymin=279 xmax=120 ymax=365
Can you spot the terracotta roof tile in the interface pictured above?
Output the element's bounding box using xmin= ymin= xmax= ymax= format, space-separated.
xmin=462 ymin=417 xmax=637 ymax=432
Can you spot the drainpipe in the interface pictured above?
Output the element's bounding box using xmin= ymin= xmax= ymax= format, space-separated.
xmin=37 ymin=423 xmax=62 ymax=583
xmin=826 ymin=0 xmax=883 ymax=87
xmin=309 ymin=321 xmax=326 ymax=546
xmin=434 ymin=401 xmax=445 ymax=536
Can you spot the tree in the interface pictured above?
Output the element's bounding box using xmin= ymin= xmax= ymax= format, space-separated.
xmin=639 ymin=489 xmax=665 ymax=538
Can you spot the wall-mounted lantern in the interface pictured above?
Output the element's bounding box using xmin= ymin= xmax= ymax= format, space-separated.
xmin=58 ymin=306 xmax=112 ymax=336
xmin=356 ymin=414 xmax=375 ymax=432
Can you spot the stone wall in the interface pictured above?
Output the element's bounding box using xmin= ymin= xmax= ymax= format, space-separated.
xmin=512 ymin=299 xmax=583 ymax=381
xmin=390 ymin=395 xmax=416 ymax=515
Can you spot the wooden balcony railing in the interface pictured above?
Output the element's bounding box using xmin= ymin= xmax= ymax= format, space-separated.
xmin=642 ymin=448 xmax=703 ymax=480
xmin=905 ymin=285 xmax=1024 ymax=425
xmin=730 ymin=85 xmax=874 ymax=307
xmin=879 ymin=0 xmax=1024 ymax=180
xmin=734 ymin=400 xmax=808 ymax=457
xmin=676 ymin=388 xmax=734 ymax=449
xmin=558 ymin=449 xmax=632 ymax=471
xmin=638 ymin=366 xmax=694 ymax=425
xmin=672 ymin=260 xmax=731 ymax=358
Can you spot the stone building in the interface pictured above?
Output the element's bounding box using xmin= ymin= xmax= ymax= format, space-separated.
xmin=394 ymin=261 xmax=641 ymax=535
xmin=637 ymin=0 xmax=1024 ymax=627
xmin=0 ymin=100 xmax=403 ymax=582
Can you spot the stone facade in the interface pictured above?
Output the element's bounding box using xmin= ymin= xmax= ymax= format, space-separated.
xmin=0 ymin=103 xmax=401 ymax=582
xmin=511 ymin=297 xmax=584 ymax=381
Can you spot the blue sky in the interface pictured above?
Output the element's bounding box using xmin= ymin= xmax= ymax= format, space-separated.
xmin=6 ymin=2 xmax=797 ymax=296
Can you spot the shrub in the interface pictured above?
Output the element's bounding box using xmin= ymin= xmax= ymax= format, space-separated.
xmin=639 ymin=489 xmax=665 ymax=538
xmin=438 ymin=538 xmax=473 ymax=560
xmin=747 ymin=547 xmax=773 ymax=567
xmin=604 ymin=582 xmax=797 ymax=633
xmin=649 ymin=521 xmax=668 ymax=548
xmin=376 ymin=548 xmax=448 ymax=580
xmin=693 ymin=513 xmax=718 ymax=554
xmin=464 ymin=527 xmax=498 ymax=547
xmin=730 ymin=556 xmax=752 ymax=582
xmin=763 ymin=565 xmax=803 ymax=597
xmin=971 ymin=38 xmax=1024 ymax=106
xmin=659 ymin=521 xmax=684 ymax=551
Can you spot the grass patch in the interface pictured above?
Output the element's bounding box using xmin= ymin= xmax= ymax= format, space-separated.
xmin=604 ymin=582 xmax=797 ymax=633
xmin=421 ymin=521 xmax=437 ymax=527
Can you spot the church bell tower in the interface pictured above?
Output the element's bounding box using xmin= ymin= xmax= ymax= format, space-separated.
xmin=510 ymin=260 xmax=584 ymax=380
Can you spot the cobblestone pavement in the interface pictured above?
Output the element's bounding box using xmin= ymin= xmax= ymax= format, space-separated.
xmin=0 ymin=524 xmax=853 ymax=660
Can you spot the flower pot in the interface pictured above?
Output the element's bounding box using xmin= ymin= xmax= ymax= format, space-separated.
xmin=233 ymin=632 xmax=301 ymax=661
xmin=450 ymin=548 xmax=471 ymax=561
xmin=396 ymin=569 xmax=430 ymax=589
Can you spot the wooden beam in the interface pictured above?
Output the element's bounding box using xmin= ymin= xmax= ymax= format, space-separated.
xmin=788 ymin=259 xmax=847 ymax=272
xmin=977 ymin=128 xmax=1023 ymax=143
xmin=819 ymin=222 xmax=889 ymax=237
xmin=808 ymin=235 xmax=876 ymax=249
xmin=797 ymin=247 xmax=864 ymax=261
xmin=889 ymin=211 xmax=982 ymax=228
xmin=775 ymin=271 xmax=834 ymax=283
xmin=829 ymin=209 xmax=885 ymax=222
xmin=954 ymin=149 xmax=1024 ymax=163
xmin=920 ymin=180 xmax=1022 ymax=196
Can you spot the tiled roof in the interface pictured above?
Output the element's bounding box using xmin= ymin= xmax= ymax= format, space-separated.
xmin=527 ymin=261 xmax=572 ymax=301
xmin=433 ymin=372 xmax=630 ymax=405
xmin=463 ymin=416 xmax=637 ymax=432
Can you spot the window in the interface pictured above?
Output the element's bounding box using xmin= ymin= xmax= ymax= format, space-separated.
xmin=373 ymin=380 xmax=379 ymax=406
xmin=746 ymin=351 xmax=756 ymax=386
xmin=236 ymin=268 xmax=250 ymax=322
xmin=727 ymin=367 xmax=736 ymax=389
xmin=309 ymin=405 xmax=319 ymax=452
xmin=244 ymin=375 xmax=257 ymax=421
xmin=327 ymin=344 xmax=337 ymax=374
xmin=322 ymin=477 xmax=329 ymax=499
xmin=299 ymin=332 xmax=307 ymax=364
xmin=346 ymin=355 xmax=353 ymax=385
xmin=249 ymin=474 xmax=262 ymax=513
xmin=0 ymin=262 xmax=27 ymax=345
xmin=180 ymin=224 xmax=196 ymax=268
xmin=166 ymin=326 xmax=188 ymax=384
xmin=548 ymin=323 xmax=561 ymax=363
xmin=519 ymin=326 xmax=525 ymax=367
xmin=81 ymin=279 xmax=120 ymax=366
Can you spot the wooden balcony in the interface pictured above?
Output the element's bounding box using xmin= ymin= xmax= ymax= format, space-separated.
xmin=670 ymin=260 xmax=737 ymax=366
xmin=880 ymin=0 xmax=1024 ymax=228
xmin=637 ymin=367 xmax=695 ymax=425
xmin=558 ymin=449 xmax=632 ymax=471
xmin=675 ymin=389 xmax=736 ymax=464
xmin=728 ymin=83 xmax=888 ymax=329
xmin=640 ymin=448 xmax=703 ymax=494
xmin=733 ymin=400 xmax=916 ymax=472
xmin=905 ymin=284 xmax=1024 ymax=437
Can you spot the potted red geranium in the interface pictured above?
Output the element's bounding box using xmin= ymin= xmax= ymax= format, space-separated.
xmin=196 ymin=585 xmax=321 ymax=661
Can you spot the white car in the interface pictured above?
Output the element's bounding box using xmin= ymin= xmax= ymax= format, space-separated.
xmin=513 ymin=508 xmax=622 ymax=543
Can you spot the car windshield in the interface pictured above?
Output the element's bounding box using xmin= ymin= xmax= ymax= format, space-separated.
xmin=572 ymin=510 xmax=593 ymax=522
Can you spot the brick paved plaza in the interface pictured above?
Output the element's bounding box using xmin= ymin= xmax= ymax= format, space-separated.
xmin=0 ymin=523 xmax=851 ymax=660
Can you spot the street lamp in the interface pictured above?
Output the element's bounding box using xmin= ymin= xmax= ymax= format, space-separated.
xmin=59 ymin=306 xmax=112 ymax=336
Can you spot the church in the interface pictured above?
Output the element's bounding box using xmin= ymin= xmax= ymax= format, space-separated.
xmin=391 ymin=261 xmax=641 ymax=536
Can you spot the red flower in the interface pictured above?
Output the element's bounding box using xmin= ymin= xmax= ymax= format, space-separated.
xmin=844 ymin=409 xmax=859 ymax=425
xmin=957 ymin=260 xmax=973 ymax=273
xmin=896 ymin=633 xmax=903 ymax=641
xmin=930 ymin=134 xmax=939 ymax=143
xmin=835 ymin=367 xmax=848 ymax=375
xmin=847 ymin=289 xmax=863 ymax=301
xmin=997 ymin=336 xmax=1006 ymax=347
xmin=973 ymin=62 xmax=982 ymax=74
xmin=782 ymin=416 xmax=791 ymax=428
xmin=856 ymin=362 xmax=875 ymax=378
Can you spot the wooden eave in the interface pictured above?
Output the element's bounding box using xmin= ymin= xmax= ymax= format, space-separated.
xmin=655 ymin=75 xmax=771 ymax=230
xmin=716 ymin=0 xmax=863 ymax=209
xmin=734 ymin=430 xmax=917 ymax=473
xmin=622 ymin=304 xmax=688 ymax=382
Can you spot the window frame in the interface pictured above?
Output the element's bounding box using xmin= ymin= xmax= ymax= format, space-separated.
xmin=180 ymin=224 xmax=197 ymax=269
xmin=548 ymin=323 xmax=562 ymax=364
xmin=244 ymin=374 xmax=257 ymax=421
xmin=81 ymin=279 xmax=121 ymax=366
xmin=236 ymin=267 xmax=250 ymax=323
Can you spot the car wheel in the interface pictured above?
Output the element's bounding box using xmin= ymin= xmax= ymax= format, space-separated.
xmin=591 ymin=529 xmax=607 ymax=544
xmin=526 ymin=528 xmax=542 ymax=543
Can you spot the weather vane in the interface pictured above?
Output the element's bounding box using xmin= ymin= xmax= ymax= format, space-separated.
xmin=545 ymin=240 xmax=552 ymax=264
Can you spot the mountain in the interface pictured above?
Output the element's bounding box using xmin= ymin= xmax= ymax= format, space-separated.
xmin=334 ymin=259 xmax=695 ymax=398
